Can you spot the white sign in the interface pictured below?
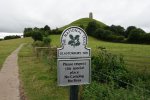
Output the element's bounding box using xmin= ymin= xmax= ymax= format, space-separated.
xmin=58 ymin=59 xmax=91 ymax=86
xmin=57 ymin=26 xmax=91 ymax=86
xmin=57 ymin=26 xmax=91 ymax=58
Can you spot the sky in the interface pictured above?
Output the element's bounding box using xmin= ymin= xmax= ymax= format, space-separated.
xmin=0 ymin=0 xmax=150 ymax=33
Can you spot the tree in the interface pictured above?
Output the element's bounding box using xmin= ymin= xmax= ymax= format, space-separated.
xmin=86 ymin=21 xmax=98 ymax=35
xmin=32 ymin=31 xmax=43 ymax=41
xmin=24 ymin=28 xmax=32 ymax=33
xmin=44 ymin=25 xmax=50 ymax=31
xmin=23 ymin=28 xmax=33 ymax=37
xmin=94 ymin=28 xmax=105 ymax=38
xmin=108 ymin=25 xmax=125 ymax=36
xmin=125 ymin=26 xmax=137 ymax=38
xmin=51 ymin=28 xmax=62 ymax=34
xmin=127 ymin=28 xmax=145 ymax=43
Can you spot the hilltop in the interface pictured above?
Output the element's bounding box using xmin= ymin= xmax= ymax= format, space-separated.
xmin=59 ymin=18 xmax=107 ymax=30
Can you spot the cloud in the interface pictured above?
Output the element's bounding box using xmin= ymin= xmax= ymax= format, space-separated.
xmin=0 ymin=0 xmax=150 ymax=32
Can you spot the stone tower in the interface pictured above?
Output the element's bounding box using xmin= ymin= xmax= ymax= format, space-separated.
xmin=89 ymin=12 xmax=93 ymax=19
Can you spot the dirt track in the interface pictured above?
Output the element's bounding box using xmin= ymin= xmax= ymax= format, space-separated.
xmin=0 ymin=44 xmax=23 ymax=100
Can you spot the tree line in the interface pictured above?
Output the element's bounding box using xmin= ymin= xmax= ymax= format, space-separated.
xmin=24 ymin=25 xmax=62 ymax=46
xmin=24 ymin=25 xmax=61 ymax=38
xmin=23 ymin=22 xmax=150 ymax=44
xmin=85 ymin=21 xmax=150 ymax=44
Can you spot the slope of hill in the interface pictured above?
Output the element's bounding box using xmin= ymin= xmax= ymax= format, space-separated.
xmin=59 ymin=18 xmax=107 ymax=30
xmin=49 ymin=35 xmax=150 ymax=73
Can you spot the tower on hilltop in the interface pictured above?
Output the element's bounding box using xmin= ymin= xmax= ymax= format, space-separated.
xmin=89 ymin=12 xmax=93 ymax=19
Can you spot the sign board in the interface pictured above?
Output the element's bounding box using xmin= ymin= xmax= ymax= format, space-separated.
xmin=57 ymin=26 xmax=91 ymax=86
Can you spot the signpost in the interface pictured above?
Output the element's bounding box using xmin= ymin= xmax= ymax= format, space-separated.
xmin=57 ymin=26 xmax=91 ymax=100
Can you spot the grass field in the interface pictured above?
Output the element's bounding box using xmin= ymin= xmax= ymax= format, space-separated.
xmin=18 ymin=35 xmax=150 ymax=100
xmin=0 ymin=35 xmax=149 ymax=99
xmin=0 ymin=38 xmax=32 ymax=69
xmin=50 ymin=35 xmax=150 ymax=73
xmin=18 ymin=44 xmax=69 ymax=100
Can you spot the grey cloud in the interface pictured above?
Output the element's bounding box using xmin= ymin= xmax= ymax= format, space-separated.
xmin=0 ymin=0 xmax=150 ymax=32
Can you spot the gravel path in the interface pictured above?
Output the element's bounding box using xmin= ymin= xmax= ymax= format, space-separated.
xmin=0 ymin=44 xmax=23 ymax=100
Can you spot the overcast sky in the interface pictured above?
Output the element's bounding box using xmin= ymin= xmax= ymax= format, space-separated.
xmin=0 ymin=0 xmax=150 ymax=33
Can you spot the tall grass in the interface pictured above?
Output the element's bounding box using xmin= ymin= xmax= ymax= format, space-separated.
xmin=18 ymin=35 xmax=150 ymax=99
xmin=82 ymin=48 xmax=150 ymax=100
xmin=18 ymin=44 xmax=69 ymax=100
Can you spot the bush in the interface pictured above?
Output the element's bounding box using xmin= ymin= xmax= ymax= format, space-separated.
xmin=43 ymin=37 xmax=51 ymax=46
xmin=92 ymin=48 xmax=131 ymax=88
xmin=82 ymin=81 xmax=143 ymax=100
xmin=32 ymin=41 xmax=45 ymax=47
xmin=93 ymin=28 xmax=125 ymax=42
xmin=127 ymin=28 xmax=146 ymax=44
xmin=141 ymin=34 xmax=150 ymax=44
xmin=107 ymin=35 xmax=124 ymax=42
xmin=94 ymin=28 xmax=106 ymax=38
xmin=82 ymin=48 xmax=150 ymax=99
xmin=32 ymin=31 xmax=43 ymax=41
xmin=86 ymin=21 xmax=99 ymax=35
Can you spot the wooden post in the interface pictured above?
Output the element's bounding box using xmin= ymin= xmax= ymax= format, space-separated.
xmin=70 ymin=85 xmax=79 ymax=100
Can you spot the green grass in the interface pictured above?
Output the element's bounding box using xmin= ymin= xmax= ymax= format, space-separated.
xmin=18 ymin=44 xmax=69 ymax=100
xmin=0 ymin=38 xmax=32 ymax=69
xmin=16 ymin=35 xmax=150 ymax=99
xmin=50 ymin=35 xmax=150 ymax=73
xmin=59 ymin=18 xmax=107 ymax=30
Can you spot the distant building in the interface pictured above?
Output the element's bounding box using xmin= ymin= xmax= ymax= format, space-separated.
xmin=89 ymin=12 xmax=93 ymax=19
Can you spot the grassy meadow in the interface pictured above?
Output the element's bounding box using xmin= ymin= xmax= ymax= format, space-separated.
xmin=0 ymin=37 xmax=32 ymax=69
xmin=50 ymin=35 xmax=150 ymax=73
xmin=18 ymin=44 xmax=69 ymax=100
xmin=0 ymin=35 xmax=149 ymax=99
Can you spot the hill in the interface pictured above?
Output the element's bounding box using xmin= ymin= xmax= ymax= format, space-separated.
xmin=59 ymin=18 xmax=107 ymax=30
xmin=49 ymin=35 xmax=150 ymax=73
xmin=18 ymin=35 xmax=150 ymax=99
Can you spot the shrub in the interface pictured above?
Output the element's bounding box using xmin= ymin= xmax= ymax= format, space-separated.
xmin=82 ymin=48 xmax=150 ymax=99
xmin=127 ymin=28 xmax=146 ymax=43
xmin=82 ymin=81 xmax=143 ymax=100
xmin=32 ymin=31 xmax=43 ymax=41
xmin=94 ymin=28 xmax=106 ymax=38
xmin=93 ymin=28 xmax=125 ymax=42
xmin=107 ymin=35 xmax=124 ymax=42
xmin=32 ymin=41 xmax=45 ymax=47
xmin=92 ymin=48 xmax=131 ymax=88
xmin=86 ymin=21 xmax=99 ymax=35
xmin=43 ymin=37 xmax=51 ymax=46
